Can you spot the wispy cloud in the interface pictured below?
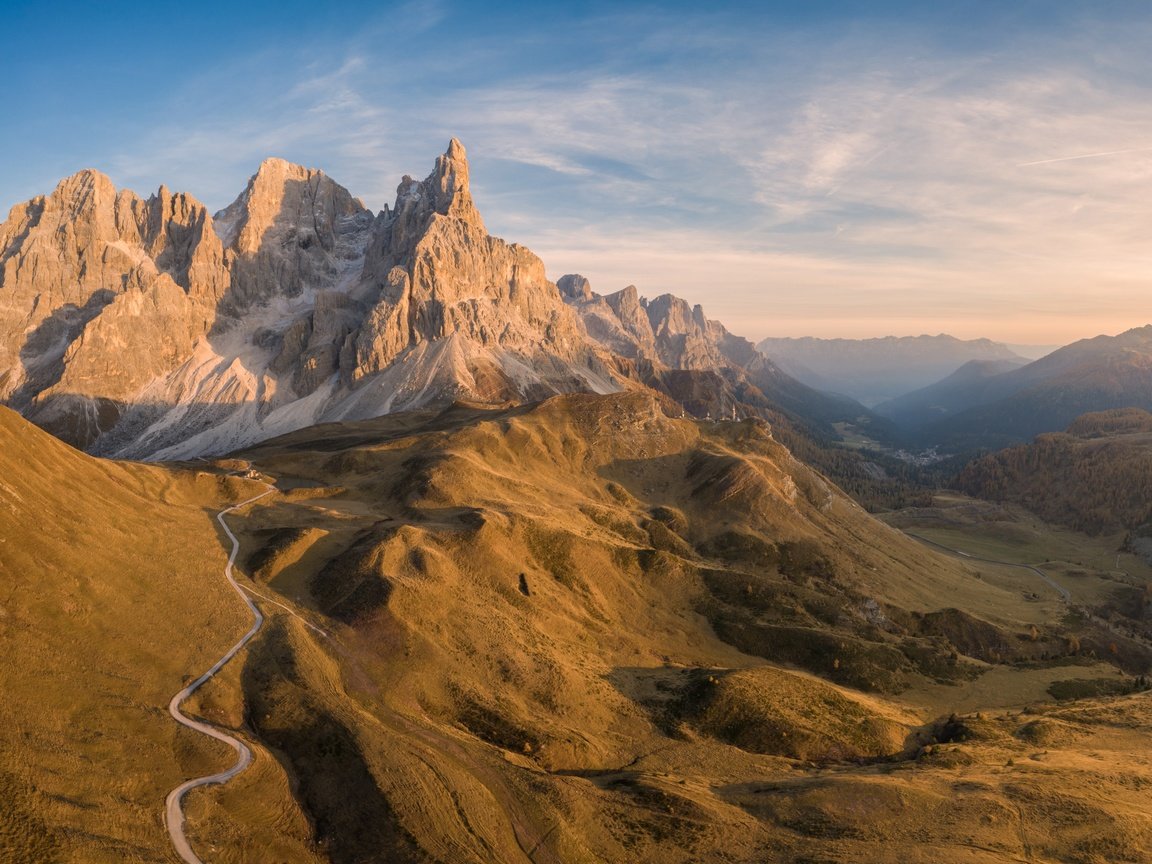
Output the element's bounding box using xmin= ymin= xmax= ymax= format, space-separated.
xmin=1017 ymin=145 xmax=1152 ymax=167
xmin=49 ymin=4 xmax=1152 ymax=343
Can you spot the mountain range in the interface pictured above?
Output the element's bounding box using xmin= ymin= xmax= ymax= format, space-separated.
xmin=7 ymin=141 xmax=1152 ymax=864
xmin=756 ymin=334 xmax=1028 ymax=406
xmin=0 ymin=140 xmax=866 ymax=462
xmin=13 ymin=139 xmax=1150 ymax=476
xmin=876 ymin=325 xmax=1152 ymax=452
xmin=754 ymin=329 xmax=1152 ymax=459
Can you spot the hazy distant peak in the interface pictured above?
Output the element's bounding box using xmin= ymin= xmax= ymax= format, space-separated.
xmin=757 ymin=333 xmax=1027 ymax=406
xmin=766 ymin=333 xmax=1006 ymax=348
xmin=1117 ymin=323 xmax=1152 ymax=341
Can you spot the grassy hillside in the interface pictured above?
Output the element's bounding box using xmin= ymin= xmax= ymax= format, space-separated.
xmin=9 ymin=393 xmax=1152 ymax=862
xmin=0 ymin=407 xmax=320 ymax=862
xmin=213 ymin=391 xmax=1152 ymax=862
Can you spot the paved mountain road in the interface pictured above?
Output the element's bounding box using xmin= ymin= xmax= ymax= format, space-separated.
xmin=164 ymin=487 xmax=273 ymax=863
xmin=908 ymin=532 xmax=1072 ymax=602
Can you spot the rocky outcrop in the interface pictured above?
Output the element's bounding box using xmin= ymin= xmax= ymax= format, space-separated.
xmin=0 ymin=169 xmax=228 ymax=445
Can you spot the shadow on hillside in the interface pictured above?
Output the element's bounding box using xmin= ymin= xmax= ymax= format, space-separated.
xmin=239 ymin=618 xmax=431 ymax=863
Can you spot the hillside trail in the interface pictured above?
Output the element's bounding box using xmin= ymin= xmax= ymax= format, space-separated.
xmin=910 ymin=532 xmax=1152 ymax=653
xmin=907 ymin=532 xmax=1071 ymax=601
xmin=163 ymin=460 xmax=547 ymax=863
xmin=164 ymin=468 xmax=328 ymax=863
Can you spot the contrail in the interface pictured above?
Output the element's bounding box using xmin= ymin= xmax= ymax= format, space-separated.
xmin=1018 ymin=146 xmax=1152 ymax=167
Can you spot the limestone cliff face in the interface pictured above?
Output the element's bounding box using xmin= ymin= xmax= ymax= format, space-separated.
xmin=2 ymin=140 xmax=831 ymax=459
xmin=569 ymin=279 xmax=758 ymax=372
xmin=562 ymin=273 xmax=851 ymax=424
xmin=347 ymin=139 xmax=591 ymax=387
xmin=0 ymin=140 xmax=629 ymax=457
xmin=213 ymin=157 xmax=374 ymax=315
xmin=0 ymin=169 xmax=227 ymax=445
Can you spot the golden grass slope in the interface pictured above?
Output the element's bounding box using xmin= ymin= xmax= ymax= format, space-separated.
xmin=8 ymin=391 xmax=1152 ymax=863
xmin=206 ymin=390 xmax=1152 ymax=862
xmin=0 ymin=407 xmax=318 ymax=863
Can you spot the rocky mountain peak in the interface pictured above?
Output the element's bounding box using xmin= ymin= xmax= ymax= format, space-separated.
xmin=38 ymin=169 xmax=121 ymax=249
xmin=430 ymin=137 xmax=483 ymax=229
xmin=51 ymin=168 xmax=116 ymax=208
xmin=215 ymin=157 xmax=361 ymax=254
xmin=388 ymin=138 xmax=484 ymax=235
xmin=645 ymin=293 xmax=708 ymax=334
xmin=8 ymin=140 xmax=798 ymax=460
xmin=345 ymin=139 xmax=594 ymax=390
xmin=0 ymin=167 xmax=236 ymax=446
xmin=212 ymin=157 xmax=372 ymax=314
xmin=557 ymin=274 xmax=593 ymax=301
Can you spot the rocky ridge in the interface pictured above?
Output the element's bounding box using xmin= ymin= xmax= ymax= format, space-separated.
xmin=0 ymin=140 xmax=862 ymax=459
xmin=565 ymin=277 xmax=865 ymax=426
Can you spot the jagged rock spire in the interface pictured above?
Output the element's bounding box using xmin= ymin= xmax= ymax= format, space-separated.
xmin=430 ymin=137 xmax=484 ymax=230
xmin=0 ymin=140 xmax=617 ymax=457
xmin=391 ymin=138 xmax=485 ymax=233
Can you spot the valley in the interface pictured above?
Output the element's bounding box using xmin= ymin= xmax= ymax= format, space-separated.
xmin=7 ymin=392 xmax=1152 ymax=862
xmin=3 ymin=136 xmax=1152 ymax=864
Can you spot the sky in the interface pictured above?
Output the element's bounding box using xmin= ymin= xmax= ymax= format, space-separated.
xmin=3 ymin=0 xmax=1152 ymax=346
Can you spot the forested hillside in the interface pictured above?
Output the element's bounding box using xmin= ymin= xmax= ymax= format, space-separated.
xmin=956 ymin=409 xmax=1152 ymax=534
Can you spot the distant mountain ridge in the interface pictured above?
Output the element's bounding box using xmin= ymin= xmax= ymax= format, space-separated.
xmin=877 ymin=325 xmax=1152 ymax=452
xmin=563 ymin=276 xmax=868 ymax=428
xmin=756 ymin=334 xmax=1026 ymax=406
xmin=0 ymin=140 xmax=870 ymax=459
xmin=873 ymin=358 xmax=1032 ymax=432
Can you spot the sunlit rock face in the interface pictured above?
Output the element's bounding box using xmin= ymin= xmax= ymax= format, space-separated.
xmin=0 ymin=141 xmax=627 ymax=458
xmin=0 ymin=138 xmax=837 ymax=459
xmin=0 ymin=168 xmax=227 ymax=447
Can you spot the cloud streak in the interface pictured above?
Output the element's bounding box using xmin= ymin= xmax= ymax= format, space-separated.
xmin=1017 ymin=146 xmax=1152 ymax=167
xmin=7 ymin=3 xmax=1152 ymax=345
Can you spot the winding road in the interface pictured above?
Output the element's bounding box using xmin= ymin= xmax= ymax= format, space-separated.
xmin=907 ymin=532 xmax=1072 ymax=602
xmin=164 ymin=487 xmax=273 ymax=864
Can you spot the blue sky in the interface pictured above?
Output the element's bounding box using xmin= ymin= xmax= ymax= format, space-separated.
xmin=4 ymin=1 xmax=1152 ymax=344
